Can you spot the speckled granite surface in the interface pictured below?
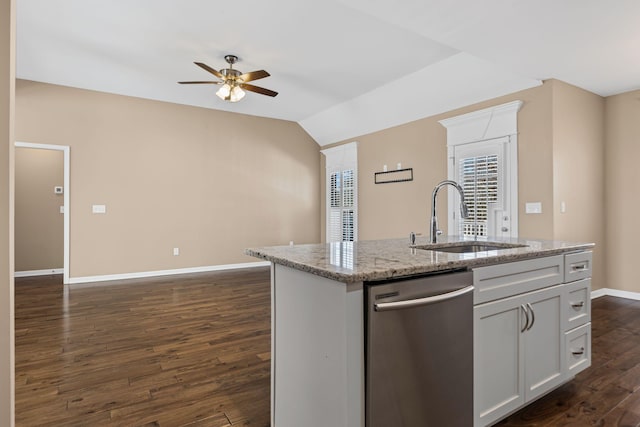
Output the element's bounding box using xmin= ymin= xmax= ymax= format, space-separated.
xmin=245 ymin=236 xmax=594 ymax=284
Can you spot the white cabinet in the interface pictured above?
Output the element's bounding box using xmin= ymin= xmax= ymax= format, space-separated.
xmin=474 ymin=284 xmax=564 ymax=427
xmin=271 ymin=264 xmax=364 ymax=427
xmin=474 ymin=294 xmax=525 ymax=425
xmin=473 ymin=255 xmax=564 ymax=305
xmin=562 ymin=252 xmax=592 ymax=380
xmin=564 ymin=278 xmax=591 ymax=331
xmin=564 ymin=251 xmax=592 ymax=283
xmin=474 ymin=251 xmax=592 ymax=427
xmin=523 ymin=286 xmax=565 ymax=401
xmin=566 ymin=322 xmax=591 ymax=375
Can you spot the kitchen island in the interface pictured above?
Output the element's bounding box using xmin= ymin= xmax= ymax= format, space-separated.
xmin=246 ymin=236 xmax=594 ymax=427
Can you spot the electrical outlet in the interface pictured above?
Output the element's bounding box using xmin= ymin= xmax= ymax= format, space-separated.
xmin=525 ymin=202 xmax=542 ymax=214
xmin=173 ymin=247 xmax=180 ymax=256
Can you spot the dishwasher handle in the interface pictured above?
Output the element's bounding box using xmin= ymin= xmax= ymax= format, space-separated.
xmin=374 ymin=285 xmax=474 ymax=312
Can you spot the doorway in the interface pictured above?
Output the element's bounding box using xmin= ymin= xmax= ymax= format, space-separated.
xmin=449 ymin=136 xmax=517 ymax=239
xmin=439 ymin=100 xmax=522 ymax=240
xmin=14 ymin=142 xmax=70 ymax=284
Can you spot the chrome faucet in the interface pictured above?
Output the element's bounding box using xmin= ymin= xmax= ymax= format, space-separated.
xmin=430 ymin=180 xmax=469 ymax=244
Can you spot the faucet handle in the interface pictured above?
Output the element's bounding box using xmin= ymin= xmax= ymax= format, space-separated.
xmin=409 ymin=232 xmax=416 ymax=245
xmin=436 ymin=229 xmax=443 ymax=236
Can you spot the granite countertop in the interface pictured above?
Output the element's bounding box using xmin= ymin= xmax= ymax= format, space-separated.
xmin=245 ymin=236 xmax=594 ymax=284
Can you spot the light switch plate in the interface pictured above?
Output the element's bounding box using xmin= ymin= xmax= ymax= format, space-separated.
xmin=92 ymin=204 xmax=106 ymax=214
xmin=525 ymin=202 xmax=542 ymax=214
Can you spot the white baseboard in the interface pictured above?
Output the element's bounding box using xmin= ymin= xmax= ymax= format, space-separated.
xmin=15 ymin=268 xmax=64 ymax=278
xmin=58 ymin=266 xmax=640 ymax=301
xmin=592 ymin=287 xmax=640 ymax=301
xmin=67 ymin=261 xmax=271 ymax=285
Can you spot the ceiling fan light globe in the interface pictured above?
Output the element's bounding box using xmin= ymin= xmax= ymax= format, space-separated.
xmin=229 ymin=86 xmax=246 ymax=102
xmin=216 ymin=83 xmax=231 ymax=100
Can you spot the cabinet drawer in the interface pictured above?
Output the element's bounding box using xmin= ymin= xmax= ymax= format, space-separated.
xmin=564 ymin=279 xmax=591 ymax=330
xmin=564 ymin=251 xmax=592 ymax=283
xmin=565 ymin=323 xmax=591 ymax=376
xmin=473 ymin=255 xmax=564 ymax=305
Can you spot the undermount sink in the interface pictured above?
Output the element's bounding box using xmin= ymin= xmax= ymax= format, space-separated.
xmin=413 ymin=242 xmax=527 ymax=254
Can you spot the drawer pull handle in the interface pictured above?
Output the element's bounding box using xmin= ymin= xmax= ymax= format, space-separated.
xmin=571 ymin=264 xmax=588 ymax=272
xmin=571 ymin=347 xmax=585 ymax=356
xmin=571 ymin=301 xmax=585 ymax=309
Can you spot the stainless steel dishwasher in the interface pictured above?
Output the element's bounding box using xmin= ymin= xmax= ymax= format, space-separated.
xmin=365 ymin=269 xmax=474 ymax=427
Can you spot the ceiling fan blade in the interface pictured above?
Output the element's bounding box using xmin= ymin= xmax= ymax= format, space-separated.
xmin=194 ymin=62 xmax=224 ymax=79
xmin=178 ymin=81 xmax=221 ymax=84
xmin=238 ymin=70 xmax=270 ymax=82
xmin=241 ymin=83 xmax=278 ymax=97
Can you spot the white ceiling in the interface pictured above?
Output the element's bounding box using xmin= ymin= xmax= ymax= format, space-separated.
xmin=16 ymin=0 xmax=640 ymax=146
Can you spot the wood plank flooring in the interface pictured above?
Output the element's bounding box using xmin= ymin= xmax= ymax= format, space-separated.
xmin=15 ymin=268 xmax=640 ymax=426
xmin=15 ymin=268 xmax=271 ymax=426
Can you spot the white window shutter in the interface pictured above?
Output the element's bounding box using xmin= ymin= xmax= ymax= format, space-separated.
xmin=322 ymin=143 xmax=358 ymax=243
xmin=458 ymin=154 xmax=500 ymax=237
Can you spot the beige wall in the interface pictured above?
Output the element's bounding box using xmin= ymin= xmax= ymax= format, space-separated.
xmin=16 ymin=80 xmax=320 ymax=278
xmin=605 ymin=89 xmax=640 ymax=292
xmin=1 ymin=0 xmax=15 ymax=424
xmin=330 ymin=81 xmax=555 ymax=242
xmin=551 ymin=80 xmax=606 ymax=290
xmin=356 ymin=119 xmax=447 ymax=240
xmin=15 ymin=147 xmax=64 ymax=271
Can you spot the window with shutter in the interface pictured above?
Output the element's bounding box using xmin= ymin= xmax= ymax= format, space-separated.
xmin=447 ymin=136 xmax=516 ymax=239
xmin=322 ymin=143 xmax=358 ymax=243
xmin=459 ymin=154 xmax=499 ymax=237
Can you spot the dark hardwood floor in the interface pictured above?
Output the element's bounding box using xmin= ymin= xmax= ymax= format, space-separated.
xmin=15 ymin=268 xmax=271 ymax=426
xmin=15 ymin=269 xmax=640 ymax=426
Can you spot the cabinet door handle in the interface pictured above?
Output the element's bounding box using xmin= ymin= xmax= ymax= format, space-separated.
xmin=571 ymin=263 xmax=588 ymax=272
xmin=520 ymin=304 xmax=530 ymax=332
xmin=571 ymin=301 xmax=585 ymax=309
xmin=526 ymin=303 xmax=535 ymax=331
xmin=571 ymin=347 xmax=585 ymax=356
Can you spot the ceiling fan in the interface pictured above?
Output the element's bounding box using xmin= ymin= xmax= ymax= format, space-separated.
xmin=178 ymin=54 xmax=278 ymax=103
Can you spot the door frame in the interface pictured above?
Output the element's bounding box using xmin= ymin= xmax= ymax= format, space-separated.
xmin=14 ymin=141 xmax=70 ymax=284
xmin=439 ymin=100 xmax=522 ymax=239
xmin=448 ymin=136 xmax=516 ymax=239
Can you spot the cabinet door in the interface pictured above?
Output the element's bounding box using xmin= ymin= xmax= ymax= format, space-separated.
xmin=474 ymin=295 xmax=527 ymax=427
xmin=523 ymin=285 xmax=566 ymax=401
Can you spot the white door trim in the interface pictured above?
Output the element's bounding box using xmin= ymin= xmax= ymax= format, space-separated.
xmin=15 ymin=141 xmax=71 ymax=284
xmin=439 ymin=100 xmax=523 ymax=146
xmin=440 ymin=101 xmax=522 ymax=239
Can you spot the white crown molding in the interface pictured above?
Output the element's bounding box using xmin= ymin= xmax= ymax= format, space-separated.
xmin=439 ymin=100 xmax=523 ymax=146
